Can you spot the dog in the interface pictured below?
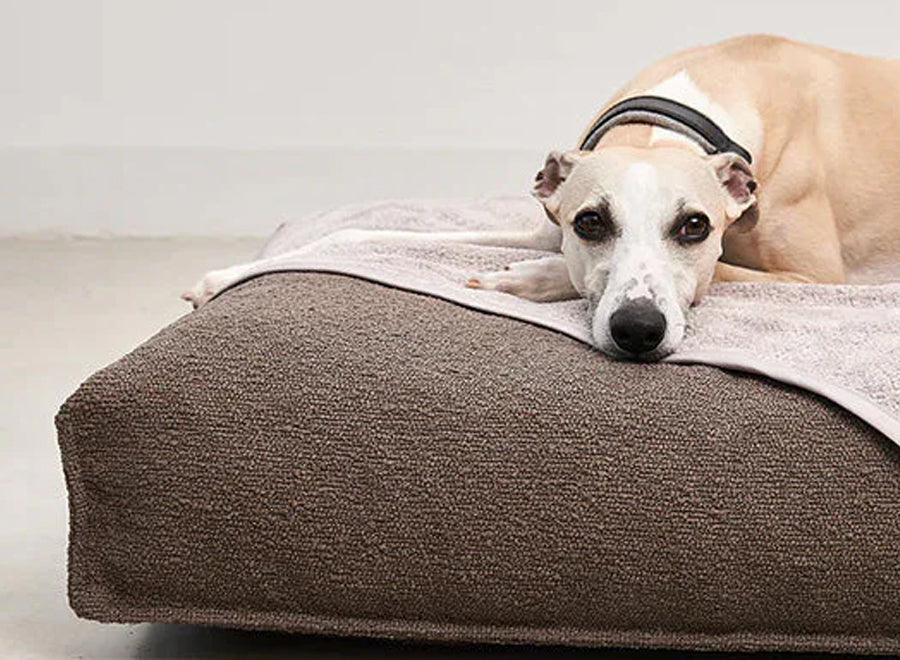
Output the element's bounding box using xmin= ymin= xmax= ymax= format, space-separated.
xmin=184 ymin=34 xmax=900 ymax=360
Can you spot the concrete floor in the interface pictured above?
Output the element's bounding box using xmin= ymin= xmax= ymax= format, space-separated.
xmin=0 ymin=238 xmax=882 ymax=659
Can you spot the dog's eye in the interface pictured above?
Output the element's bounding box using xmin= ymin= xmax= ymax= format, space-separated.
xmin=572 ymin=210 xmax=612 ymax=241
xmin=675 ymin=213 xmax=711 ymax=243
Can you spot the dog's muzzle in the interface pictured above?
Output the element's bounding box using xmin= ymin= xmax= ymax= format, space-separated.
xmin=609 ymin=297 xmax=667 ymax=356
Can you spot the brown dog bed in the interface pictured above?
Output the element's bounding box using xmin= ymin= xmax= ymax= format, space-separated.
xmin=56 ymin=272 xmax=900 ymax=654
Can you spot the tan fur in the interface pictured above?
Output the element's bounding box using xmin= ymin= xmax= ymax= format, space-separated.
xmin=580 ymin=34 xmax=900 ymax=285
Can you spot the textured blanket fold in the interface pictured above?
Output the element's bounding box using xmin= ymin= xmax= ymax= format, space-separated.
xmin=219 ymin=197 xmax=900 ymax=444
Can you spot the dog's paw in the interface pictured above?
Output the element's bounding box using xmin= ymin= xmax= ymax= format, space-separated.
xmin=466 ymin=257 xmax=576 ymax=303
xmin=181 ymin=267 xmax=239 ymax=309
xmin=181 ymin=277 xmax=215 ymax=309
xmin=466 ymin=263 xmax=543 ymax=302
xmin=466 ymin=267 xmax=528 ymax=296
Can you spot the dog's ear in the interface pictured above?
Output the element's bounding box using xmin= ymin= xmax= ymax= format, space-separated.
xmin=532 ymin=150 xmax=583 ymax=224
xmin=710 ymin=153 xmax=758 ymax=223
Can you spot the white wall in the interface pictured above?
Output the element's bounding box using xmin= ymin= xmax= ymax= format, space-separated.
xmin=2 ymin=0 xmax=898 ymax=236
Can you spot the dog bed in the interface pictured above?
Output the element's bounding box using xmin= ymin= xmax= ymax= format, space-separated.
xmin=57 ymin=271 xmax=900 ymax=654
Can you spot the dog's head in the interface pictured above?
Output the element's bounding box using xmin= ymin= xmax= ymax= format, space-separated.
xmin=534 ymin=146 xmax=756 ymax=360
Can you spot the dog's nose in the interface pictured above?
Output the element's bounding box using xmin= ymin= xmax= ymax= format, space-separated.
xmin=609 ymin=298 xmax=667 ymax=355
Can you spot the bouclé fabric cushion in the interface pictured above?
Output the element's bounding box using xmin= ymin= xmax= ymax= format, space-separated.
xmin=57 ymin=273 xmax=900 ymax=654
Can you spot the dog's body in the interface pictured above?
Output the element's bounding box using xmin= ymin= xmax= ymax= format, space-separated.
xmin=592 ymin=34 xmax=900 ymax=286
xmin=185 ymin=35 xmax=900 ymax=359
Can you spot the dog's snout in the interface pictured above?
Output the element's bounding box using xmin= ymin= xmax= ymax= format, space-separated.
xmin=609 ymin=298 xmax=667 ymax=355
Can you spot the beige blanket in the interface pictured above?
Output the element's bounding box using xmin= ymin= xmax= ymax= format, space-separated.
xmin=239 ymin=197 xmax=900 ymax=444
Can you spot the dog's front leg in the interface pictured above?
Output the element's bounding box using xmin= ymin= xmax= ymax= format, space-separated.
xmin=183 ymin=221 xmax=565 ymax=309
xmin=466 ymin=255 xmax=579 ymax=302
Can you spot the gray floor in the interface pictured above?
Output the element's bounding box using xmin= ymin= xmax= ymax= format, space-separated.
xmin=0 ymin=238 xmax=881 ymax=659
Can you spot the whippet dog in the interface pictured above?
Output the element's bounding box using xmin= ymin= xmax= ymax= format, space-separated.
xmin=184 ymin=34 xmax=900 ymax=360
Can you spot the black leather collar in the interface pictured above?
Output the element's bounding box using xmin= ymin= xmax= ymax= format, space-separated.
xmin=579 ymin=95 xmax=753 ymax=164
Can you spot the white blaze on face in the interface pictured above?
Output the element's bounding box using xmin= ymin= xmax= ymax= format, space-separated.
xmin=617 ymin=162 xmax=665 ymax=299
xmin=584 ymin=161 xmax=691 ymax=357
